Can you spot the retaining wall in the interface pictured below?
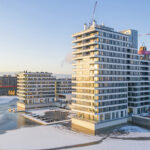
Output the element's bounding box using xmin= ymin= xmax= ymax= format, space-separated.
xmin=132 ymin=115 xmax=150 ymax=129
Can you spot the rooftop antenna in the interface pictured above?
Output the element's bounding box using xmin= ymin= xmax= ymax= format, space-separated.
xmin=91 ymin=1 xmax=98 ymax=25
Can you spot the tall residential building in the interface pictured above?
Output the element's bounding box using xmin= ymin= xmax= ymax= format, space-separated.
xmin=71 ymin=20 xmax=141 ymax=132
xmin=0 ymin=75 xmax=17 ymax=96
xmin=17 ymin=71 xmax=55 ymax=110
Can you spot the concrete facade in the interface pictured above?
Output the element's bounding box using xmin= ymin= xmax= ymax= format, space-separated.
xmin=71 ymin=20 xmax=150 ymax=131
xmin=17 ymin=71 xmax=55 ymax=110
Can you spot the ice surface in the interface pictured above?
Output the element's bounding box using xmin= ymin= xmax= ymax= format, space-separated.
xmin=0 ymin=96 xmax=18 ymax=105
xmin=72 ymin=138 xmax=150 ymax=150
xmin=0 ymin=125 xmax=100 ymax=150
xmin=119 ymin=125 xmax=149 ymax=133
xmin=0 ymin=97 xmax=150 ymax=150
xmin=0 ymin=124 xmax=150 ymax=150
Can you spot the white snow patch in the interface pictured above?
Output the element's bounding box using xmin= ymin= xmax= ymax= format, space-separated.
xmin=0 ymin=125 xmax=100 ymax=150
xmin=72 ymin=137 xmax=150 ymax=150
xmin=0 ymin=123 xmax=150 ymax=150
xmin=29 ymin=109 xmax=50 ymax=116
xmin=119 ymin=125 xmax=149 ymax=133
xmin=28 ymin=107 xmax=59 ymax=116
xmin=71 ymin=126 xmax=150 ymax=150
xmin=0 ymin=96 xmax=18 ymax=105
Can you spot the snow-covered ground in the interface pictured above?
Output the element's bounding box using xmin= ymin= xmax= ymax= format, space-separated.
xmin=25 ymin=107 xmax=74 ymax=125
xmin=71 ymin=125 xmax=150 ymax=150
xmin=28 ymin=107 xmax=71 ymax=116
xmin=28 ymin=107 xmax=58 ymax=116
xmin=0 ymin=125 xmax=100 ymax=150
xmin=0 ymin=124 xmax=150 ymax=150
xmin=72 ymin=137 xmax=150 ymax=150
xmin=0 ymin=96 xmax=18 ymax=105
xmin=0 ymin=96 xmax=150 ymax=150
xmin=119 ymin=125 xmax=149 ymax=133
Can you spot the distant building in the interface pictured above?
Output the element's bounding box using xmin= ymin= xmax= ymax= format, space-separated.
xmin=17 ymin=71 xmax=55 ymax=110
xmin=121 ymin=29 xmax=138 ymax=49
xmin=128 ymin=45 xmax=150 ymax=115
xmin=0 ymin=75 xmax=17 ymax=96
xmin=55 ymin=78 xmax=72 ymax=108
xmin=55 ymin=78 xmax=72 ymax=95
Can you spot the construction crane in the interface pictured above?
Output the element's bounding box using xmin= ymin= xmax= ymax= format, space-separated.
xmin=138 ymin=45 xmax=150 ymax=55
xmin=138 ymin=33 xmax=150 ymax=55
xmin=91 ymin=1 xmax=98 ymax=25
xmin=139 ymin=33 xmax=150 ymax=36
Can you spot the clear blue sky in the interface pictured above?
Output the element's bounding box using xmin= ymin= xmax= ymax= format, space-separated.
xmin=0 ymin=0 xmax=150 ymax=74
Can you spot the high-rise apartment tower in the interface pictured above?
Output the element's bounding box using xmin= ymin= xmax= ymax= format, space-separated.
xmin=71 ymin=21 xmax=142 ymax=132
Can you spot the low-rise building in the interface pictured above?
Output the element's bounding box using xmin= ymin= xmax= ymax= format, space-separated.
xmin=17 ymin=71 xmax=55 ymax=110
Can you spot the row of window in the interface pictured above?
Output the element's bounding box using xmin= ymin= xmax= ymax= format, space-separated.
xmin=98 ymin=64 xmax=138 ymax=70
xmin=23 ymin=74 xmax=52 ymax=77
xmin=98 ymin=50 xmax=139 ymax=60
xmin=19 ymin=78 xmax=55 ymax=80
xmin=18 ymin=82 xmax=55 ymax=84
xmin=21 ymin=95 xmax=55 ymax=99
xmin=98 ymin=31 xmax=128 ymax=41
xmin=18 ymin=92 xmax=55 ymax=95
xmin=128 ymin=102 xmax=150 ymax=107
xmin=75 ymin=83 xmax=127 ymax=88
xmin=128 ymin=97 xmax=150 ymax=102
xmin=75 ymin=76 xmax=127 ymax=81
xmin=98 ymin=105 xmax=127 ymax=113
xmin=100 ymin=38 xmax=129 ymax=47
xmin=74 ymin=94 xmax=127 ymax=101
xmin=96 ymin=77 xmax=126 ymax=81
xmin=75 ymin=88 xmax=127 ymax=94
xmin=128 ymin=82 xmax=150 ymax=86
xmin=129 ymin=92 xmax=150 ymax=97
xmin=99 ymin=45 xmax=137 ymax=54
xmin=19 ymin=86 xmax=55 ymax=92
xmin=18 ymin=85 xmax=55 ymax=88
xmin=128 ymin=87 xmax=150 ymax=91
xmin=97 ymin=70 xmax=139 ymax=76
xmin=98 ymin=88 xmax=127 ymax=94
xmin=99 ymin=100 xmax=127 ymax=107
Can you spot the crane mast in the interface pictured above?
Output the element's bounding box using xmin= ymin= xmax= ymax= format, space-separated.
xmin=91 ymin=1 xmax=98 ymax=25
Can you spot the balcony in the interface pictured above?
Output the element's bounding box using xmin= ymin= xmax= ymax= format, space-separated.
xmin=71 ymin=105 xmax=97 ymax=114
xmin=72 ymin=34 xmax=98 ymax=43
xmin=72 ymin=41 xmax=99 ymax=49
xmin=72 ymin=47 xmax=98 ymax=55
xmin=72 ymin=27 xmax=96 ymax=38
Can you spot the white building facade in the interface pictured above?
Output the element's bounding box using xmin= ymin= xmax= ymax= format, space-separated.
xmin=17 ymin=71 xmax=55 ymax=110
xmin=55 ymin=78 xmax=72 ymax=95
xmin=55 ymin=78 xmax=72 ymax=108
xmin=127 ymin=49 xmax=150 ymax=115
xmin=71 ymin=21 xmax=145 ymax=132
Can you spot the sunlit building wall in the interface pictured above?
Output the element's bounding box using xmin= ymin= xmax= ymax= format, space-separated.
xmin=71 ymin=21 xmax=139 ymax=131
xmin=17 ymin=71 xmax=55 ymax=110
